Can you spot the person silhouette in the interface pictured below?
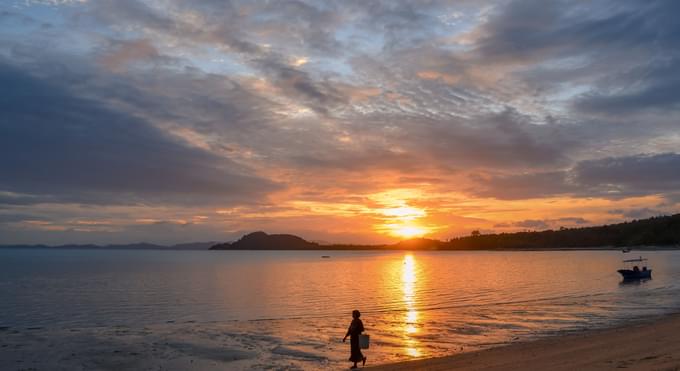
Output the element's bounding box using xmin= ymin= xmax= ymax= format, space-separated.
xmin=342 ymin=309 xmax=366 ymax=369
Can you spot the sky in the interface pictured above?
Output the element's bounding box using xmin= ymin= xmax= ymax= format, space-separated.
xmin=1 ymin=0 xmax=680 ymax=245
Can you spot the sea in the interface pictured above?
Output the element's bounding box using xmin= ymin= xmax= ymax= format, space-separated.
xmin=1 ymin=248 xmax=679 ymax=369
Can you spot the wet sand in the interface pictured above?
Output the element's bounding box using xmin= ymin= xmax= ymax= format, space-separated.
xmin=3 ymin=315 xmax=680 ymax=370
xmin=367 ymin=313 xmax=680 ymax=371
xmin=0 ymin=321 xmax=330 ymax=370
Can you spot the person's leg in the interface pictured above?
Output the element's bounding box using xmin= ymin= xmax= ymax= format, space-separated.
xmin=363 ymin=356 xmax=366 ymax=366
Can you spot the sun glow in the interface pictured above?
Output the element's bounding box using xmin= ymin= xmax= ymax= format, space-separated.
xmin=390 ymin=225 xmax=428 ymax=239
xmin=371 ymin=189 xmax=437 ymax=239
xmin=381 ymin=206 xmax=426 ymax=219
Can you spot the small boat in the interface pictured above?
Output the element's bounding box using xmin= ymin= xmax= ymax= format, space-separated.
xmin=622 ymin=247 xmax=632 ymax=253
xmin=321 ymin=255 xmax=331 ymax=258
xmin=617 ymin=257 xmax=652 ymax=280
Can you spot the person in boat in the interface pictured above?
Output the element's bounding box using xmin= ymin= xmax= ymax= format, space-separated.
xmin=633 ymin=265 xmax=640 ymax=273
xmin=343 ymin=309 xmax=366 ymax=369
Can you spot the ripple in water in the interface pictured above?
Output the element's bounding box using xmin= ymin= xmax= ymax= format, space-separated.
xmin=1 ymin=248 xmax=680 ymax=369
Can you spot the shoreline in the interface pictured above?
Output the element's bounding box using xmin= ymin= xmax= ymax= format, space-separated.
xmin=367 ymin=313 xmax=680 ymax=370
xmin=3 ymin=314 xmax=680 ymax=370
xmin=3 ymin=245 xmax=680 ymax=251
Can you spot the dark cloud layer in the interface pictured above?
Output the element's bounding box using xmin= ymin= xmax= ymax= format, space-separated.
xmin=511 ymin=0 xmax=680 ymax=116
xmin=472 ymin=153 xmax=680 ymax=200
xmin=574 ymin=153 xmax=680 ymax=195
xmin=0 ymin=62 xmax=279 ymax=205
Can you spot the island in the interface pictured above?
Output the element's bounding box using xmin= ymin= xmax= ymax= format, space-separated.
xmin=210 ymin=214 xmax=680 ymax=251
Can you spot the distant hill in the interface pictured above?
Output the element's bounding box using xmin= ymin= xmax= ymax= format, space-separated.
xmin=210 ymin=231 xmax=320 ymax=250
xmin=4 ymin=214 xmax=679 ymax=251
xmin=0 ymin=242 xmax=217 ymax=250
xmin=447 ymin=214 xmax=680 ymax=250
xmin=211 ymin=214 xmax=680 ymax=251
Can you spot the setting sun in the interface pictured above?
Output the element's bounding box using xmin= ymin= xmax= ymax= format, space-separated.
xmin=390 ymin=225 xmax=428 ymax=239
xmin=370 ymin=190 xmax=437 ymax=239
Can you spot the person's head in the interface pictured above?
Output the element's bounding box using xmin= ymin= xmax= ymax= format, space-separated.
xmin=352 ymin=309 xmax=361 ymax=319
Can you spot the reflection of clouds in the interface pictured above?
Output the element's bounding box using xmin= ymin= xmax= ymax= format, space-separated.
xmin=402 ymin=254 xmax=420 ymax=356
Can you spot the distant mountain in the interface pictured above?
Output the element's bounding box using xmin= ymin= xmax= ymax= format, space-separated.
xmin=4 ymin=214 xmax=679 ymax=251
xmin=211 ymin=214 xmax=680 ymax=251
xmin=210 ymin=231 xmax=320 ymax=250
xmin=210 ymin=232 xmax=453 ymax=251
xmin=0 ymin=242 xmax=218 ymax=250
xmin=209 ymin=234 xmax=462 ymax=251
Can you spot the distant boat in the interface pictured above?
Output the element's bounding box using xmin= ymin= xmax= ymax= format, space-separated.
xmin=321 ymin=255 xmax=331 ymax=258
xmin=622 ymin=247 xmax=632 ymax=253
xmin=617 ymin=256 xmax=652 ymax=280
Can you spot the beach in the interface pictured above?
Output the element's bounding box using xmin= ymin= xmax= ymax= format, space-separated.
xmin=0 ymin=320 xmax=329 ymax=371
xmin=2 ymin=314 xmax=680 ymax=370
xmin=368 ymin=313 xmax=680 ymax=371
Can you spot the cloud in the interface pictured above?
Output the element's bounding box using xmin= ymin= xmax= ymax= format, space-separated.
xmin=254 ymin=58 xmax=349 ymax=115
xmin=573 ymin=153 xmax=680 ymax=196
xmin=575 ymin=59 xmax=680 ymax=114
xmin=98 ymin=39 xmax=162 ymax=71
xmin=609 ymin=208 xmax=667 ymax=220
xmin=22 ymin=0 xmax=87 ymax=5
xmin=511 ymin=219 xmax=549 ymax=230
xmin=494 ymin=217 xmax=591 ymax=230
xmin=472 ymin=0 xmax=680 ymax=115
xmin=470 ymin=153 xmax=680 ymax=200
xmin=475 ymin=1 xmax=680 ymax=64
xmin=470 ymin=171 xmax=574 ymax=200
xmin=556 ymin=217 xmax=590 ymax=225
xmin=0 ymin=61 xmax=280 ymax=205
xmin=2 ymin=0 xmax=680 ymax=243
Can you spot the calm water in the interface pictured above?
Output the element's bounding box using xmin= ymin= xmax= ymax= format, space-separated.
xmin=2 ymin=249 xmax=680 ymax=368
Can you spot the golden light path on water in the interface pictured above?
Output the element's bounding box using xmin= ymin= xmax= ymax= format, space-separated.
xmin=402 ymin=254 xmax=420 ymax=357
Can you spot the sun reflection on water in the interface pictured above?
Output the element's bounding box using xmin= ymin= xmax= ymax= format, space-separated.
xmin=401 ymin=254 xmax=421 ymax=357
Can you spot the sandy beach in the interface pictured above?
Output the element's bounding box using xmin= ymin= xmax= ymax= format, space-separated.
xmin=2 ymin=314 xmax=680 ymax=370
xmin=368 ymin=314 xmax=680 ymax=371
xmin=0 ymin=320 xmax=331 ymax=371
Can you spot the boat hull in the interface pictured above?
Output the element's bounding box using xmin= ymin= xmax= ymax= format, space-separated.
xmin=617 ymin=269 xmax=652 ymax=280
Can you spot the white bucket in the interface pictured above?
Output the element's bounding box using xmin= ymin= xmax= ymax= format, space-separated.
xmin=359 ymin=334 xmax=370 ymax=349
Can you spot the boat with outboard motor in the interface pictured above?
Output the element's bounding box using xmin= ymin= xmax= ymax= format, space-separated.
xmin=617 ymin=256 xmax=652 ymax=280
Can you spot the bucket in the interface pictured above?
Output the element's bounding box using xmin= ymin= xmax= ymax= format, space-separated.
xmin=359 ymin=334 xmax=370 ymax=349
